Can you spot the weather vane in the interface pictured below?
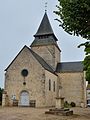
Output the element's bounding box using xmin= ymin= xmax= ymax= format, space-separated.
xmin=45 ymin=2 xmax=48 ymax=12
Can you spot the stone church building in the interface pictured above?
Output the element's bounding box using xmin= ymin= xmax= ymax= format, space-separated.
xmin=2 ymin=12 xmax=86 ymax=107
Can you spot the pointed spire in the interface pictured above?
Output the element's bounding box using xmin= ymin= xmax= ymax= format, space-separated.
xmin=30 ymin=12 xmax=59 ymax=47
xmin=34 ymin=12 xmax=54 ymax=37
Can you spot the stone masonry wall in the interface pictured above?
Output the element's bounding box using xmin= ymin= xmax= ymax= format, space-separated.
xmin=45 ymin=70 xmax=58 ymax=107
xmin=4 ymin=47 xmax=46 ymax=107
xmin=31 ymin=45 xmax=60 ymax=69
xmin=57 ymin=72 xmax=86 ymax=107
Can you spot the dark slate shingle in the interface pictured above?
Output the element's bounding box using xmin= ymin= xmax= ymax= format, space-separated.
xmin=56 ymin=61 xmax=83 ymax=72
xmin=5 ymin=45 xmax=56 ymax=75
xmin=34 ymin=12 xmax=54 ymax=36
xmin=31 ymin=12 xmax=60 ymax=48
xmin=31 ymin=36 xmax=57 ymax=46
xmin=29 ymin=48 xmax=56 ymax=75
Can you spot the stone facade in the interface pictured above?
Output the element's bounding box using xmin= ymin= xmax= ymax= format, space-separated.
xmin=32 ymin=44 xmax=60 ymax=69
xmin=57 ymin=72 xmax=86 ymax=107
xmin=3 ymin=46 xmax=57 ymax=107
xmin=45 ymin=70 xmax=57 ymax=107
xmin=2 ymin=12 xmax=86 ymax=107
xmin=86 ymin=84 xmax=90 ymax=106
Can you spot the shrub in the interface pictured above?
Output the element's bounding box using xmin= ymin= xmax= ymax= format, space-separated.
xmin=64 ymin=101 xmax=70 ymax=108
xmin=70 ymin=102 xmax=76 ymax=107
xmin=0 ymin=88 xmax=3 ymax=105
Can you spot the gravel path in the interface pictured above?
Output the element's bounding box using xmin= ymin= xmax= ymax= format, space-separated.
xmin=0 ymin=107 xmax=90 ymax=120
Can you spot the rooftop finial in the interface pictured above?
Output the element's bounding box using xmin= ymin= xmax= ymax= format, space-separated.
xmin=45 ymin=2 xmax=47 ymax=12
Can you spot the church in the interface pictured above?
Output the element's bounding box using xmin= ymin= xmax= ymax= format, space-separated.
xmin=2 ymin=12 xmax=86 ymax=107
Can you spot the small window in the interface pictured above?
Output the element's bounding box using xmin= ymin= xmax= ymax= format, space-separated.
xmin=38 ymin=35 xmax=48 ymax=39
xmin=38 ymin=36 xmax=43 ymax=39
xmin=53 ymin=81 xmax=55 ymax=92
xmin=49 ymin=79 xmax=51 ymax=91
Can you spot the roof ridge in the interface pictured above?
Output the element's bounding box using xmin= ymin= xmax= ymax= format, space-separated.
xmin=60 ymin=61 xmax=83 ymax=63
xmin=5 ymin=45 xmax=56 ymax=75
xmin=26 ymin=47 xmax=57 ymax=75
xmin=5 ymin=45 xmax=27 ymax=71
xmin=29 ymin=48 xmax=55 ymax=71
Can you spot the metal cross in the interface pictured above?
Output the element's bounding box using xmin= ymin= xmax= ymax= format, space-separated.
xmin=45 ymin=2 xmax=47 ymax=12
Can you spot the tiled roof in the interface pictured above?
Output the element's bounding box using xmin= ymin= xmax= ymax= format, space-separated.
xmin=56 ymin=61 xmax=83 ymax=72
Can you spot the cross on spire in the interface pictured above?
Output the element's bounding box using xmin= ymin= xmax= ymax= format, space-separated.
xmin=45 ymin=2 xmax=47 ymax=12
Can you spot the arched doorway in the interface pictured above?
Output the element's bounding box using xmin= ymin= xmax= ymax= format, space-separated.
xmin=20 ymin=91 xmax=29 ymax=106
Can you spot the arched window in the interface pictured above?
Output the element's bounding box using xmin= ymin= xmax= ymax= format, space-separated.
xmin=49 ymin=79 xmax=51 ymax=91
xmin=53 ymin=81 xmax=55 ymax=92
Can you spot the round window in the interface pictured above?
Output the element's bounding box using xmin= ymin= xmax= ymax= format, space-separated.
xmin=21 ymin=69 xmax=28 ymax=77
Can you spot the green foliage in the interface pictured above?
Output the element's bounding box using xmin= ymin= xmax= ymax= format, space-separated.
xmin=64 ymin=101 xmax=76 ymax=108
xmin=55 ymin=0 xmax=90 ymax=39
xmin=78 ymin=42 xmax=90 ymax=82
xmin=70 ymin=102 xmax=76 ymax=107
xmin=0 ymin=88 xmax=3 ymax=105
xmin=64 ymin=101 xmax=71 ymax=108
xmin=55 ymin=0 xmax=90 ymax=82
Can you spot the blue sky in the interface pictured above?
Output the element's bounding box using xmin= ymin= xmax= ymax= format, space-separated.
xmin=0 ymin=0 xmax=86 ymax=88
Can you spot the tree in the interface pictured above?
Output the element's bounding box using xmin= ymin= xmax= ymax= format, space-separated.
xmin=82 ymin=42 xmax=90 ymax=82
xmin=0 ymin=88 xmax=3 ymax=105
xmin=54 ymin=0 xmax=90 ymax=82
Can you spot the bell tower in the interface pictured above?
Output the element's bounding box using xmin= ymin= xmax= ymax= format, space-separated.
xmin=30 ymin=12 xmax=61 ymax=69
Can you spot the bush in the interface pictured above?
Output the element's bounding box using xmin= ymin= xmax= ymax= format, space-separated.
xmin=64 ymin=101 xmax=70 ymax=108
xmin=70 ymin=102 xmax=76 ymax=107
xmin=0 ymin=101 xmax=2 ymax=105
xmin=0 ymin=88 xmax=3 ymax=105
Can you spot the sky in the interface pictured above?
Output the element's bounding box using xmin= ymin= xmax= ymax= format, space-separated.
xmin=0 ymin=0 xmax=86 ymax=88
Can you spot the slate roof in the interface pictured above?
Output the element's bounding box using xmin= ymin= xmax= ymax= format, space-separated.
xmin=28 ymin=47 xmax=56 ymax=74
xmin=31 ymin=36 xmax=56 ymax=46
xmin=30 ymin=36 xmax=61 ymax=51
xmin=34 ymin=12 xmax=54 ymax=36
xmin=31 ymin=12 xmax=60 ymax=51
xmin=56 ymin=61 xmax=84 ymax=72
xmin=5 ymin=45 xmax=56 ymax=75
